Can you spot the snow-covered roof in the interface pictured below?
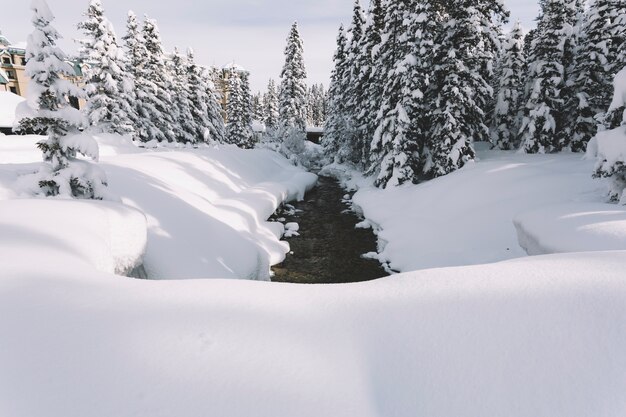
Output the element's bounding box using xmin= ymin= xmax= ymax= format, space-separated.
xmin=221 ymin=61 xmax=247 ymax=73
xmin=0 ymin=68 xmax=8 ymax=85
xmin=0 ymin=91 xmax=25 ymax=128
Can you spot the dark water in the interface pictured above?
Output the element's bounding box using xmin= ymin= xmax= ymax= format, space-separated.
xmin=271 ymin=176 xmax=389 ymax=284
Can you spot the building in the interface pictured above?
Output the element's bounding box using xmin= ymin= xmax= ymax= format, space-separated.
xmin=0 ymin=31 xmax=28 ymax=97
xmin=0 ymin=30 xmax=86 ymax=109
xmin=211 ymin=62 xmax=249 ymax=122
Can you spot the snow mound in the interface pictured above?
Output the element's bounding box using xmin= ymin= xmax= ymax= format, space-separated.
xmin=0 ymin=199 xmax=146 ymax=275
xmin=0 ymin=91 xmax=25 ymax=128
xmin=351 ymin=149 xmax=606 ymax=272
xmin=514 ymin=203 xmax=626 ymax=255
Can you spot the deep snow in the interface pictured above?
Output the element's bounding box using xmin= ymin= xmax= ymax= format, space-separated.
xmin=1 ymin=136 xmax=625 ymax=417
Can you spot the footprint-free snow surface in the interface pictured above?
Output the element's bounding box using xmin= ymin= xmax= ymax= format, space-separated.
xmin=1 ymin=135 xmax=625 ymax=417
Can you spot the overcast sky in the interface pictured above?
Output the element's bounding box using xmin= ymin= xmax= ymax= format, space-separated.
xmin=1 ymin=0 xmax=540 ymax=92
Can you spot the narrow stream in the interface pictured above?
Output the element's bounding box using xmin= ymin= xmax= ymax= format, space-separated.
xmin=271 ymin=176 xmax=389 ymax=284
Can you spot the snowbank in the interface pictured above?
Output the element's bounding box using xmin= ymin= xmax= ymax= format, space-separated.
xmin=0 ymin=199 xmax=146 ymax=275
xmin=0 ymin=91 xmax=25 ymax=128
xmin=1 ymin=250 xmax=625 ymax=417
xmin=0 ymin=135 xmax=317 ymax=280
xmin=351 ymin=150 xmax=606 ymax=272
xmin=515 ymin=202 xmax=626 ymax=255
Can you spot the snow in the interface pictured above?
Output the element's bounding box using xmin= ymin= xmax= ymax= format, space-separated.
xmin=0 ymin=91 xmax=25 ymax=128
xmin=0 ymin=135 xmax=317 ymax=280
xmin=350 ymin=148 xmax=607 ymax=272
xmin=515 ymin=202 xmax=626 ymax=255
xmin=608 ymin=66 xmax=626 ymax=114
xmin=1 ymin=135 xmax=626 ymax=416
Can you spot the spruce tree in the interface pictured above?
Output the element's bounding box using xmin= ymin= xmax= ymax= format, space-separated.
xmin=279 ymin=22 xmax=307 ymax=131
xmin=566 ymin=0 xmax=620 ymax=151
xmin=353 ymin=0 xmax=386 ymax=165
xmin=77 ymin=0 xmax=135 ymax=136
xmin=226 ymin=72 xmax=254 ymax=148
xmin=122 ymin=11 xmax=160 ymax=142
xmin=323 ymin=25 xmax=349 ymax=160
xmin=252 ymin=93 xmax=264 ymax=122
xmin=185 ymin=48 xmax=212 ymax=142
xmin=141 ymin=17 xmax=177 ymax=142
xmin=604 ymin=2 xmax=626 ymax=128
xmin=492 ymin=21 xmax=526 ymax=150
xmin=169 ymin=48 xmax=196 ymax=143
xmin=425 ymin=0 xmax=507 ymax=178
xmin=519 ymin=0 xmax=582 ymax=153
xmin=25 ymin=0 xmax=106 ymax=198
xmin=370 ymin=0 xmax=433 ymax=186
xmin=263 ymin=78 xmax=280 ymax=129
xmin=201 ymin=67 xmax=227 ymax=143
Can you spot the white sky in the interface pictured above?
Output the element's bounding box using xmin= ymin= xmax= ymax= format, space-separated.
xmin=1 ymin=0 xmax=540 ymax=92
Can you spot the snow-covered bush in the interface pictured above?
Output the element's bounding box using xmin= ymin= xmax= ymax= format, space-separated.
xmin=259 ymin=127 xmax=324 ymax=170
xmin=591 ymin=67 xmax=626 ymax=203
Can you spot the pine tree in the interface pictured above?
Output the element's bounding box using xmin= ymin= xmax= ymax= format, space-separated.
xmin=169 ymin=48 xmax=196 ymax=143
xmin=263 ymin=78 xmax=280 ymax=129
xmin=604 ymin=2 xmax=626 ymax=128
xmin=122 ymin=11 xmax=160 ymax=142
xmin=519 ymin=0 xmax=582 ymax=153
xmin=24 ymin=0 xmax=106 ymax=198
xmin=77 ymin=0 xmax=135 ymax=136
xmin=279 ymin=22 xmax=307 ymax=131
xmin=252 ymin=92 xmax=264 ymax=122
xmin=323 ymin=25 xmax=350 ymax=161
xmin=425 ymin=0 xmax=507 ymax=178
xmin=201 ymin=67 xmax=226 ymax=143
xmin=492 ymin=21 xmax=526 ymax=150
xmin=226 ymin=72 xmax=254 ymax=148
xmin=353 ymin=0 xmax=386 ymax=165
xmin=185 ymin=48 xmax=212 ymax=142
xmin=141 ymin=17 xmax=177 ymax=142
xmin=566 ymin=0 xmax=621 ymax=151
xmin=370 ymin=0 xmax=433 ymax=186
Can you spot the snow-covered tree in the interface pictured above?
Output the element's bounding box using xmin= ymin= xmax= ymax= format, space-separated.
xmin=263 ymin=78 xmax=279 ymax=129
xmin=565 ymin=0 xmax=622 ymax=151
xmin=141 ymin=17 xmax=176 ymax=142
xmin=519 ymin=0 xmax=583 ymax=153
xmin=370 ymin=0 xmax=433 ymax=187
xmin=185 ymin=48 xmax=212 ymax=142
xmin=352 ymin=0 xmax=386 ymax=164
xmin=492 ymin=21 xmax=526 ymax=150
xmin=169 ymin=48 xmax=196 ymax=143
xmin=122 ymin=11 xmax=159 ymax=142
xmin=252 ymin=92 xmax=264 ymax=122
xmin=425 ymin=0 xmax=507 ymax=178
xmin=226 ymin=72 xmax=254 ymax=148
xmin=23 ymin=0 xmax=106 ymax=198
xmin=307 ymin=84 xmax=326 ymax=127
xmin=77 ymin=0 xmax=135 ymax=136
xmin=201 ymin=67 xmax=226 ymax=143
xmin=323 ymin=25 xmax=349 ymax=160
xmin=279 ymin=22 xmax=307 ymax=131
xmin=604 ymin=2 xmax=626 ymax=128
xmin=592 ymin=67 xmax=626 ymax=203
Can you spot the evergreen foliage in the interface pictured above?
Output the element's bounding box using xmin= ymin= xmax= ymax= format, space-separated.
xmin=24 ymin=0 xmax=106 ymax=198
xmin=279 ymin=22 xmax=307 ymax=131
xmin=226 ymin=72 xmax=254 ymax=148
xmin=263 ymin=79 xmax=280 ymax=129
xmin=492 ymin=21 xmax=526 ymax=150
xmin=77 ymin=0 xmax=135 ymax=136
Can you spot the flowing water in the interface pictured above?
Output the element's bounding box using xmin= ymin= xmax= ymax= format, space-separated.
xmin=271 ymin=176 xmax=389 ymax=284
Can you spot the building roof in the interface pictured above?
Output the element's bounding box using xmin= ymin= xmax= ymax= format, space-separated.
xmin=221 ymin=61 xmax=248 ymax=73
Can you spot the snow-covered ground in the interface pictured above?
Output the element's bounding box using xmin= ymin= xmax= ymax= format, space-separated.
xmin=347 ymin=146 xmax=622 ymax=272
xmin=1 ymin=136 xmax=625 ymax=416
xmin=0 ymin=134 xmax=317 ymax=279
